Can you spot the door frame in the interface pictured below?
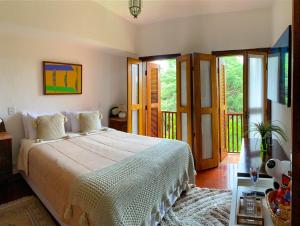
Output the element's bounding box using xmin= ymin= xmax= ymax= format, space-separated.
xmin=213 ymin=48 xmax=270 ymax=140
xmin=139 ymin=54 xmax=179 ymax=138
xmin=127 ymin=58 xmax=144 ymax=134
xmin=292 ymin=0 xmax=300 ymax=224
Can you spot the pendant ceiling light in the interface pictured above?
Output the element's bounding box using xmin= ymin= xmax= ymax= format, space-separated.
xmin=129 ymin=0 xmax=142 ymax=19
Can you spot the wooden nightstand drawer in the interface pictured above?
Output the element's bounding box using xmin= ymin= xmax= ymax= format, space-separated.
xmin=0 ymin=141 xmax=8 ymax=150
xmin=0 ymin=133 xmax=12 ymax=179
xmin=109 ymin=117 xmax=127 ymax=132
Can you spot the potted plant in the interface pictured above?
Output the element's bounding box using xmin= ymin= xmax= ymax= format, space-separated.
xmin=250 ymin=121 xmax=287 ymax=153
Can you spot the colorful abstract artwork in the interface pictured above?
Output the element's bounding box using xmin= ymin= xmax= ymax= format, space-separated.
xmin=43 ymin=61 xmax=82 ymax=95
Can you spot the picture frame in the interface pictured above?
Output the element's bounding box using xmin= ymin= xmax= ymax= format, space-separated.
xmin=43 ymin=61 xmax=82 ymax=95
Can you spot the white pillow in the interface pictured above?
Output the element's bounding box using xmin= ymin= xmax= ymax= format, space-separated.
xmin=67 ymin=111 xmax=102 ymax=133
xmin=36 ymin=114 xmax=67 ymax=141
xmin=26 ymin=112 xmax=60 ymax=139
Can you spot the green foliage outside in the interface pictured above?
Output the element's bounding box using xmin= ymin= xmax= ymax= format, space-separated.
xmin=222 ymin=56 xmax=244 ymax=152
xmin=222 ymin=56 xmax=243 ymax=113
xmin=160 ymin=59 xmax=177 ymax=112
xmin=159 ymin=59 xmax=177 ymax=139
xmin=159 ymin=57 xmax=244 ymax=113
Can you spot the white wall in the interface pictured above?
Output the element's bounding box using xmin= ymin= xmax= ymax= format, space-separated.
xmin=271 ymin=0 xmax=292 ymax=156
xmin=0 ymin=31 xmax=127 ymax=164
xmin=0 ymin=1 xmax=137 ymax=54
xmin=137 ymin=8 xmax=272 ymax=56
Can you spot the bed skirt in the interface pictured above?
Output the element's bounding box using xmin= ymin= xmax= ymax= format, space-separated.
xmin=20 ymin=170 xmax=188 ymax=226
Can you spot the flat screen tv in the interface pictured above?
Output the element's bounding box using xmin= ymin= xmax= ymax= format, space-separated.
xmin=267 ymin=25 xmax=291 ymax=107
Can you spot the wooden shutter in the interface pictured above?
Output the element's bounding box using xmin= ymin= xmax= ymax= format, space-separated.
xmin=176 ymin=55 xmax=193 ymax=147
xmin=146 ymin=63 xmax=162 ymax=137
xmin=193 ymin=53 xmax=219 ymax=170
xmin=219 ymin=63 xmax=228 ymax=161
xmin=127 ymin=58 xmax=143 ymax=134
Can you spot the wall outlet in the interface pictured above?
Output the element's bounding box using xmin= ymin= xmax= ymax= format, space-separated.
xmin=8 ymin=107 xmax=16 ymax=115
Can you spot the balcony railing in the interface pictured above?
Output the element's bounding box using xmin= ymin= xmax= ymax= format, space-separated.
xmin=161 ymin=111 xmax=243 ymax=153
xmin=226 ymin=112 xmax=243 ymax=153
xmin=162 ymin=111 xmax=177 ymax=139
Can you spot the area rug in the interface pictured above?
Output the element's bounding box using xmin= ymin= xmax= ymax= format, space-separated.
xmin=0 ymin=188 xmax=231 ymax=226
xmin=160 ymin=187 xmax=232 ymax=226
xmin=0 ymin=196 xmax=56 ymax=226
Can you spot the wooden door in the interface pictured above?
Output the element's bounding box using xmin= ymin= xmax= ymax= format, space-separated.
xmin=127 ymin=58 xmax=143 ymax=134
xmin=244 ymin=52 xmax=268 ymax=137
xmin=219 ymin=63 xmax=227 ymax=161
xmin=146 ymin=63 xmax=162 ymax=137
xmin=193 ymin=53 xmax=219 ymax=170
xmin=176 ymin=55 xmax=193 ymax=147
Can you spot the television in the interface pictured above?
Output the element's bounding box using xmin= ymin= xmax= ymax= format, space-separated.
xmin=267 ymin=25 xmax=291 ymax=107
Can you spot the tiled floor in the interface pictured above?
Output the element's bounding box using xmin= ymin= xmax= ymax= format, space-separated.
xmin=195 ymin=153 xmax=240 ymax=190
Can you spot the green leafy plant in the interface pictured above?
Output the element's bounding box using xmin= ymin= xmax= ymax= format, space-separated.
xmin=250 ymin=121 xmax=287 ymax=151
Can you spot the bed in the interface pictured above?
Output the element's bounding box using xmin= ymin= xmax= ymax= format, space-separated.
xmin=17 ymin=128 xmax=195 ymax=226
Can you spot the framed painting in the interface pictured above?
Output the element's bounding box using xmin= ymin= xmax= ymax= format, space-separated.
xmin=43 ymin=61 xmax=82 ymax=95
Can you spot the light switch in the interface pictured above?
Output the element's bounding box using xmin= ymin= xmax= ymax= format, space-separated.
xmin=8 ymin=107 xmax=16 ymax=115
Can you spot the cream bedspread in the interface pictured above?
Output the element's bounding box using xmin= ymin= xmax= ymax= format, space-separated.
xmin=17 ymin=129 xmax=195 ymax=226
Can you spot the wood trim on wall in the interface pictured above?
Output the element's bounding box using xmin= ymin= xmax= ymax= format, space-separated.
xmin=139 ymin=53 xmax=180 ymax=62
xmin=212 ymin=48 xmax=270 ymax=56
xmin=292 ymin=0 xmax=300 ymax=225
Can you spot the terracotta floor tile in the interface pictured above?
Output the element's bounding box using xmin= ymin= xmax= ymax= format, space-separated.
xmin=195 ymin=153 xmax=240 ymax=190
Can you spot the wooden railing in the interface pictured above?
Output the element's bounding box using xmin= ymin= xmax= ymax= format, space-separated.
xmin=226 ymin=113 xmax=243 ymax=153
xmin=161 ymin=111 xmax=243 ymax=152
xmin=162 ymin=111 xmax=177 ymax=139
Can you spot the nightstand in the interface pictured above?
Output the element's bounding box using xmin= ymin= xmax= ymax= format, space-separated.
xmin=109 ymin=117 xmax=127 ymax=132
xmin=0 ymin=132 xmax=12 ymax=181
xmin=229 ymin=177 xmax=274 ymax=226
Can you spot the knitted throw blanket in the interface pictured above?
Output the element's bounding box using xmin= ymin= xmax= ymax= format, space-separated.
xmin=64 ymin=140 xmax=195 ymax=226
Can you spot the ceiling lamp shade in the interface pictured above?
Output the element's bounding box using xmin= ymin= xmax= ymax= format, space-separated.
xmin=129 ymin=0 xmax=142 ymax=19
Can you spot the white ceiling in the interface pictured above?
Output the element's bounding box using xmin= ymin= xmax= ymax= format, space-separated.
xmin=96 ymin=0 xmax=274 ymax=25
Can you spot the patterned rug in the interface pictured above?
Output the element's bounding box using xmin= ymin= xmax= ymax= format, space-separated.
xmin=161 ymin=187 xmax=232 ymax=226
xmin=0 ymin=188 xmax=231 ymax=226
xmin=0 ymin=196 xmax=56 ymax=226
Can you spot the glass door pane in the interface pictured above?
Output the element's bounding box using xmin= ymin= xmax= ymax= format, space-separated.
xmin=132 ymin=64 xmax=139 ymax=104
xmin=248 ymin=54 xmax=264 ymax=138
xmin=181 ymin=113 xmax=188 ymax=142
xmin=180 ymin=62 xmax=187 ymax=106
xmin=200 ymin=60 xmax=212 ymax=108
xmin=201 ymin=114 xmax=213 ymax=159
xmin=132 ymin=110 xmax=139 ymax=134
